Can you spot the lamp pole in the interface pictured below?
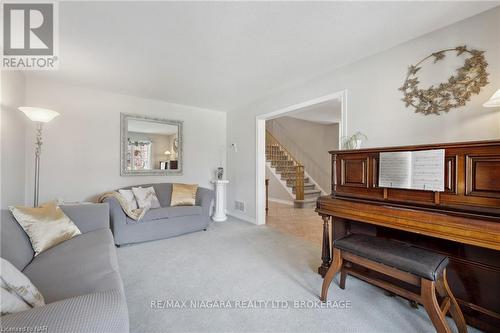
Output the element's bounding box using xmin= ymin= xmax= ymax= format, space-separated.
xmin=18 ymin=107 xmax=60 ymax=207
xmin=33 ymin=123 xmax=43 ymax=207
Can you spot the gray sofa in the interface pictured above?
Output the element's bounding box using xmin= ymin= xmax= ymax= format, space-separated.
xmin=0 ymin=204 xmax=129 ymax=333
xmin=104 ymin=183 xmax=213 ymax=246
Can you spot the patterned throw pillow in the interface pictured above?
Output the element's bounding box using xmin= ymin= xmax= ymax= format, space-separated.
xmin=1 ymin=287 xmax=30 ymax=315
xmin=171 ymin=184 xmax=198 ymax=206
xmin=9 ymin=201 xmax=82 ymax=256
xmin=118 ymin=189 xmax=138 ymax=210
xmin=132 ymin=187 xmax=161 ymax=209
xmin=1 ymin=258 xmax=45 ymax=316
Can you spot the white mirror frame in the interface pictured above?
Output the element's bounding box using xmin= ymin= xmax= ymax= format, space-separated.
xmin=120 ymin=113 xmax=183 ymax=176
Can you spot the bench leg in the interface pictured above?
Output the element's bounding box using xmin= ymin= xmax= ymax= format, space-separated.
xmin=339 ymin=267 xmax=347 ymax=290
xmin=320 ymin=248 xmax=343 ymax=302
xmin=435 ymin=270 xmax=467 ymax=333
xmin=421 ymin=279 xmax=452 ymax=333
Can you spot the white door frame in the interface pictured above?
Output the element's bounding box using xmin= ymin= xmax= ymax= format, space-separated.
xmin=255 ymin=90 xmax=348 ymax=225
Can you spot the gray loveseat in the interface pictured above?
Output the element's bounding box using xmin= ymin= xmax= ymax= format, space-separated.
xmin=0 ymin=204 xmax=129 ymax=333
xmin=104 ymin=183 xmax=213 ymax=246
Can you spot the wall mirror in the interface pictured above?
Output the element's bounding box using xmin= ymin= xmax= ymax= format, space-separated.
xmin=121 ymin=113 xmax=183 ymax=176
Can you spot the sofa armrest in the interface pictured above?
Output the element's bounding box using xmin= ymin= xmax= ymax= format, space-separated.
xmin=196 ymin=187 xmax=214 ymax=218
xmin=103 ymin=197 xmax=127 ymax=234
xmin=60 ymin=203 xmax=109 ymax=234
xmin=0 ymin=289 xmax=129 ymax=333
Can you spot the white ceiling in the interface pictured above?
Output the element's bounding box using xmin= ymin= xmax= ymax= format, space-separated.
xmin=27 ymin=1 xmax=500 ymax=111
xmin=287 ymin=99 xmax=342 ymax=125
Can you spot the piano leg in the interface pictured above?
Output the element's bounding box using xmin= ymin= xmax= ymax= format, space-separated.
xmin=318 ymin=214 xmax=331 ymax=277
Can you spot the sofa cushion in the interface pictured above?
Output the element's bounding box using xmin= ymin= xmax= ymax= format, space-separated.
xmin=141 ymin=207 xmax=171 ymax=221
xmin=0 ymin=289 xmax=129 ymax=333
xmin=166 ymin=206 xmax=202 ymax=218
xmin=1 ymin=210 xmax=35 ymax=271
xmin=60 ymin=203 xmax=110 ymax=234
xmin=139 ymin=206 xmax=203 ymax=222
xmin=22 ymin=229 xmax=122 ymax=303
xmin=152 ymin=183 xmax=173 ymax=207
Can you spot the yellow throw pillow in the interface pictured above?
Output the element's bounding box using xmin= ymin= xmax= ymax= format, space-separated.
xmin=171 ymin=184 xmax=198 ymax=206
xmin=9 ymin=201 xmax=81 ymax=256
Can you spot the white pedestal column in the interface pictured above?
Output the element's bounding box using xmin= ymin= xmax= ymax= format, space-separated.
xmin=211 ymin=180 xmax=229 ymax=222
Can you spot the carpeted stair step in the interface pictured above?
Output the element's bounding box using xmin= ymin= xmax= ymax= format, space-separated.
xmin=275 ymin=169 xmax=302 ymax=176
xmin=291 ymin=183 xmax=316 ymax=191
xmin=266 ymin=140 xmax=321 ymax=209
xmin=293 ymin=198 xmax=317 ymax=208
xmin=292 ymin=188 xmax=321 ymax=198
xmin=266 ymin=155 xmax=293 ymax=163
xmin=285 ymin=173 xmax=309 ymax=178
xmin=286 ymin=179 xmax=310 ymax=187
xmin=274 ymin=163 xmax=297 ymax=168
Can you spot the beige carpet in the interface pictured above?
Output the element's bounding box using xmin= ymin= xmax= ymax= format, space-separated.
xmin=117 ymin=218 xmax=480 ymax=333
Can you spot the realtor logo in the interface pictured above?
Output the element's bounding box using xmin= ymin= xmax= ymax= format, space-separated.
xmin=2 ymin=1 xmax=59 ymax=70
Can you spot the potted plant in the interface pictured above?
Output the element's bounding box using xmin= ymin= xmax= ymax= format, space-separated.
xmin=343 ymin=132 xmax=368 ymax=149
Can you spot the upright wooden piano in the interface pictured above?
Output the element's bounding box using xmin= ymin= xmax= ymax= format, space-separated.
xmin=316 ymin=140 xmax=500 ymax=332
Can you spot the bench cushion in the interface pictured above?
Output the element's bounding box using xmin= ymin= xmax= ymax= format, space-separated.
xmin=334 ymin=234 xmax=449 ymax=281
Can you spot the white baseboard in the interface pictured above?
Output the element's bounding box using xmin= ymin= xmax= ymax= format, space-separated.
xmin=268 ymin=198 xmax=294 ymax=206
xmin=226 ymin=210 xmax=257 ymax=224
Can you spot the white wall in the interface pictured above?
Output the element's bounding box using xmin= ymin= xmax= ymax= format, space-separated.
xmin=1 ymin=71 xmax=27 ymax=208
xmin=227 ymin=7 xmax=500 ymax=223
xmin=24 ymin=78 xmax=226 ymax=203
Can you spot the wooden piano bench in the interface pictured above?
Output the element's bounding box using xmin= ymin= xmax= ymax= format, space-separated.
xmin=320 ymin=233 xmax=467 ymax=333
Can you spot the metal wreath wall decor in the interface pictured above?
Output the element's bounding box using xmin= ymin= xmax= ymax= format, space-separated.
xmin=399 ymin=45 xmax=489 ymax=115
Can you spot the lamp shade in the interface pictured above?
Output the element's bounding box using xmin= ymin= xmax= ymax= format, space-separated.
xmin=164 ymin=150 xmax=171 ymax=155
xmin=483 ymin=89 xmax=500 ymax=108
xmin=18 ymin=107 xmax=60 ymax=122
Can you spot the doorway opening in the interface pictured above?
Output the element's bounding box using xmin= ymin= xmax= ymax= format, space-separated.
xmin=255 ymin=91 xmax=347 ymax=243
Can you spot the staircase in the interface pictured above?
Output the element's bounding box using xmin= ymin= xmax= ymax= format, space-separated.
xmin=265 ymin=131 xmax=322 ymax=208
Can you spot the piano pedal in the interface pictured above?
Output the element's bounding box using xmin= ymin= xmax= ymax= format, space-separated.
xmin=409 ymin=300 xmax=419 ymax=309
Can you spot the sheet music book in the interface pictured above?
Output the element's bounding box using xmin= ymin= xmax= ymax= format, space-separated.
xmin=379 ymin=149 xmax=444 ymax=191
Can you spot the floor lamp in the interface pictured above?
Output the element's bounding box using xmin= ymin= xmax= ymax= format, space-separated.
xmin=19 ymin=107 xmax=60 ymax=207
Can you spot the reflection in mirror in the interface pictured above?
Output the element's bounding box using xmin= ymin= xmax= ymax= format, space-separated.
xmin=121 ymin=114 xmax=182 ymax=176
